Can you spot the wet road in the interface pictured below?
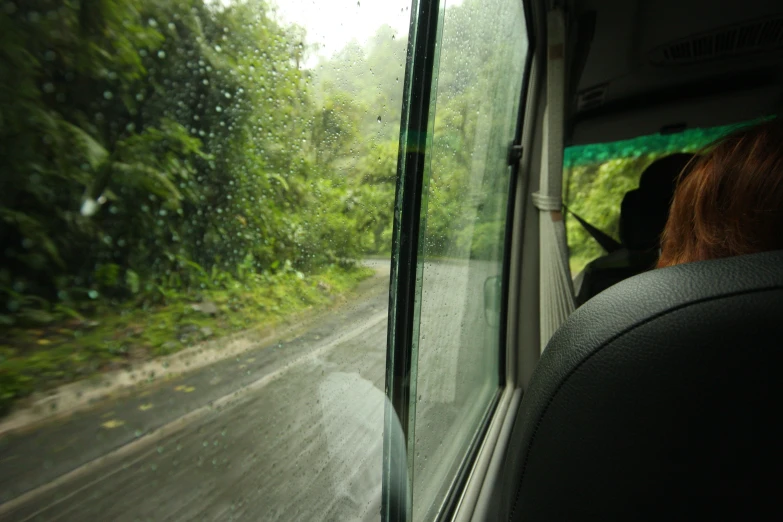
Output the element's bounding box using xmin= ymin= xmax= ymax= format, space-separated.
xmin=0 ymin=258 xmax=500 ymax=522
xmin=0 ymin=265 xmax=390 ymax=522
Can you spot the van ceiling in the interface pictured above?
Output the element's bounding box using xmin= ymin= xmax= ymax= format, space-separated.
xmin=566 ymin=0 xmax=783 ymax=145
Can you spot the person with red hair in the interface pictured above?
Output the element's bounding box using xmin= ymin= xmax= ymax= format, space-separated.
xmin=658 ymin=119 xmax=783 ymax=268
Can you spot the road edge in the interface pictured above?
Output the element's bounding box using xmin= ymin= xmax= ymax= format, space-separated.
xmin=0 ymin=310 xmax=389 ymax=520
xmin=0 ymin=267 xmax=389 ymax=437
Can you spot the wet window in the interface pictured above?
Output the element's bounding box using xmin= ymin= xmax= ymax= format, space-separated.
xmin=0 ymin=0 xmax=407 ymax=519
xmin=399 ymin=0 xmax=529 ymax=519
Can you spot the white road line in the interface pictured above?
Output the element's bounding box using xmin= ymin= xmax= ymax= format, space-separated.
xmin=0 ymin=311 xmax=388 ymax=521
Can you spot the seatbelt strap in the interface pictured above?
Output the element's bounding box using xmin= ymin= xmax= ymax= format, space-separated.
xmin=562 ymin=204 xmax=622 ymax=254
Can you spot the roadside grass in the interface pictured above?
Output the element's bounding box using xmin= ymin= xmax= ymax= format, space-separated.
xmin=0 ymin=265 xmax=374 ymax=416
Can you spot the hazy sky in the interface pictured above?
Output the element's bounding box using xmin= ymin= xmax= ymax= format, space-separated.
xmin=270 ymin=0 xmax=412 ymax=60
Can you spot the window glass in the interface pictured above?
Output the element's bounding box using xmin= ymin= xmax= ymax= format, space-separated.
xmin=0 ymin=1 xmax=408 ymax=520
xmin=407 ymin=0 xmax=528 ymax=519
xmin=565 ymin=119 xmax=770 ymax=277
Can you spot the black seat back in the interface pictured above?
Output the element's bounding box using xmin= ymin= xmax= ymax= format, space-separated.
xmin=499 ymin=250 xmax=783 ymax=521
xmin=620 ymin=153 xmax=695 ymax=251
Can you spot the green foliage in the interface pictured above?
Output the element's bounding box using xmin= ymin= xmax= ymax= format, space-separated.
xmin=0 ymin=0 xmax=387 ymax=310
xmin=0 ymin=0 xmax=401 ymax=412
xmin=0 ymin=264 xmax=373 ymax=415
xmin=465 ymin=221 xmax=505 ymax=260
xmin=94 ymin=264 xmax=121 ymax=288
xmin=415 ymin=0 xmax=524 ymax=261
xmin=565 ymin=156 xmax=651 ymax=273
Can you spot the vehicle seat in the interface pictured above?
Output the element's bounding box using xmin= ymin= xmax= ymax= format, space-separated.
xmin=498 ymin=250 xmax=783 ymax=521
xmin=575 ymin=153 xmax=695 ymax=306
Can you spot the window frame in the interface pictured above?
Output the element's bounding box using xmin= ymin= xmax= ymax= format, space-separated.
xmin=382 ymin=0 xmax=443 ymax=520
xmin=381 ymin=0 xmax=536 ymax=520
xmin=464 ymin=0 xmax=560 ymax=517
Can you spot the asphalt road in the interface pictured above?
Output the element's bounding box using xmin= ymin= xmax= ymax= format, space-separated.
xmin=0 ymin=258 xmax=501 ymax=522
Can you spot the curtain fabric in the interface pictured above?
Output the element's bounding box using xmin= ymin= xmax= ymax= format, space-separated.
xmin=533 ymin=8 xmax=574 ymax=352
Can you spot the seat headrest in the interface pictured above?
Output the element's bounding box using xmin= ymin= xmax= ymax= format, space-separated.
xmin=619 ymin=153 xmax=696 ymax=251
xmin=499 ymin=250 xmax=783 ymax=521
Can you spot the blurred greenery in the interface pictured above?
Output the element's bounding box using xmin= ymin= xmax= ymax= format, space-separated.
xmin=0 ymin=264 xmax=372 ymax=414
xmin=0 ymin=0 xmax=402 ymax=413
xmin=420 ymin=0 xmax=523 ymax=261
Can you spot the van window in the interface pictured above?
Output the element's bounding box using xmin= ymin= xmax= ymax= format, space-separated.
xmin=393 ymin=0 xmax=530 ymax=519
xmin=0 ymin=1 xmax=408 ymax=520
xmin=564 ymin=120 xmax=770 ymax=277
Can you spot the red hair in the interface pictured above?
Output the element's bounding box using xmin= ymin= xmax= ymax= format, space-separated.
xmin=658 ymin=119 xmax=783 ymax=268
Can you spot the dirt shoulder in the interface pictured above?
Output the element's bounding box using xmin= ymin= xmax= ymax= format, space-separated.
xmin=0 ymin=265 xmax=389 ymax=436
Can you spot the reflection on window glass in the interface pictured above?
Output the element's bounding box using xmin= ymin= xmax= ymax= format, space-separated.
xmin=0 ymin=0 xmax=407 ymax=520
xmin=409 ymin=0 xmax=528 ymax=519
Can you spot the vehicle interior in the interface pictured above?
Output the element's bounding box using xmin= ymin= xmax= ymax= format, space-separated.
xmin=0 ymin=0 xmax=781 ymax=520
xmin=442 ymin=0 xmax=783 ymax=520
